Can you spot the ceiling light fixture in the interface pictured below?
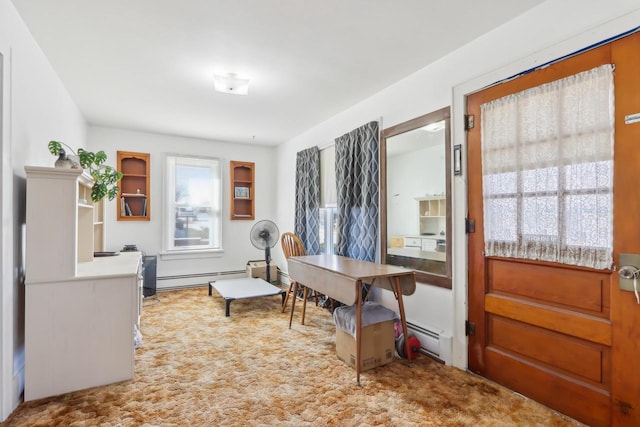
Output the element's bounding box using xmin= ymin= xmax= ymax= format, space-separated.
xmin=213 ymin=73 xmax=250 ymax=95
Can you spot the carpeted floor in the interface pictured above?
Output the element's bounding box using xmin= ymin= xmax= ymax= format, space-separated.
xmin=5 ymin=287 xmax=583 ymax=426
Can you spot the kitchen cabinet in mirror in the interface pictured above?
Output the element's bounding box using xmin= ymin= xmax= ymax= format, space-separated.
xmin=380 ymin=107 xmax=452 ymax=288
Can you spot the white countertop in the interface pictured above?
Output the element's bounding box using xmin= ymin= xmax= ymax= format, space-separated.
xmin=405 ymin=234 xmax=446 ymax=241
xmin=388 ymin=247 xmax=446 ymax=262
xmin=76 ymin=251 xmax=141 ymax=278
xmin=26 ymin=251 xmax=142 ymax=284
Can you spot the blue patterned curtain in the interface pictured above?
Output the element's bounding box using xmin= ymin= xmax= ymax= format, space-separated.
xmin=335 ymin=121 xmax=379 ymax=261
xmin=294 ymin=146 xmax=321 ymax=254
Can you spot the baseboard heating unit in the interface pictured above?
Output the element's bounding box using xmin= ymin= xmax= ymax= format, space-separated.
xmin=406 ymin=321 xmax=452 ymax=365
xmin=157 ymin=270 xmax=246 ymax=291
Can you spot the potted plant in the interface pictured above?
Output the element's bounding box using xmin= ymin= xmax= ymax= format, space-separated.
xmin=48 ymin=140 xmax=123 ymax=202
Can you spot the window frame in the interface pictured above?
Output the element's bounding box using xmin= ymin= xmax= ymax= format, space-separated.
xmin=162 ymin=154 xmax=223 ymax=258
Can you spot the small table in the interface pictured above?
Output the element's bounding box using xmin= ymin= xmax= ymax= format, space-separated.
xmin=209 ymin=277 xmax=286 ymax=317
xmin=287 ymin=254 xmax=416 ymax=385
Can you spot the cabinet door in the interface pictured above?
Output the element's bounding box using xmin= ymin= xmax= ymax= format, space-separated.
xmin=405 ymin=237 xmax=421 ymax=248
xmin=421 ymin=239 xmax=436 ymax=251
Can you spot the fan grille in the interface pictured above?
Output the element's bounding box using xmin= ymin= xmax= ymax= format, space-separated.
xmin=250 ymin=220 xmax=279 ymax=249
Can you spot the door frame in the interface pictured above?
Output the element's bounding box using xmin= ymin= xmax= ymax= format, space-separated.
xmin=0 ymin=47 xmax=15 ymax=421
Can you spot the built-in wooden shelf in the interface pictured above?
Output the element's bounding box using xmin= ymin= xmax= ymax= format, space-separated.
xmin=117 ymin=151 xmax=150 ymax=221
xmin=230 ymin=160 xmax=255 ymax=220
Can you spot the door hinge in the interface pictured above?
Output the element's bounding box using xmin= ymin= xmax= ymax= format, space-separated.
xmin=464 ymin=114 xmax=475 ymax=131
xmin=465 ymin=320 xmax=476 ymax=336
xmin=465 ymin=218 xmax=475 ymax=233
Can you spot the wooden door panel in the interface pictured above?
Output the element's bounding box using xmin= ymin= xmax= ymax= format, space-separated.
xmin=488 ymin=259 xmax=610 ymax=317
xmin=489 ymin=315 xmax=609 ymax=385
xmin=486 ymin=349 xmax=611 ymax=427
xmin=486 ymin=295 xmax=612 ymax=346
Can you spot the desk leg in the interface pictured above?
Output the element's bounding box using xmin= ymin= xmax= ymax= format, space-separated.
xmin=356 ymin=280 xmax=363 ymax=386
xmin=301 ymin=286 xmax=308 ymax=325
xmin=393 ymin=276 xmax=412 ymax=366
xmin=288 ymin=281 xmax=299 ymax=329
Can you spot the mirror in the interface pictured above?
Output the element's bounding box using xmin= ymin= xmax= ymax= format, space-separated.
xmin=381 ymin=107 xmax=452 ymax=288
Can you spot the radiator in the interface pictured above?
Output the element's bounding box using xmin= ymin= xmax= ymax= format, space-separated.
xmin=406 ymin=321 xmax=452 ymax=365
xmin=156 ymin=269 xmax=247 ymax=291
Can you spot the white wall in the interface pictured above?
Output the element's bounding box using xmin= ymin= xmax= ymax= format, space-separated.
xmin=275 ymin=0 xmax=640 ymax=368
xmin=87 ymin=126 xmax=278 ymax=289
xmin=387 ymin=143 xmax=445 ymax=237
xmin=0 ymin=0 xmax=87 ymax=419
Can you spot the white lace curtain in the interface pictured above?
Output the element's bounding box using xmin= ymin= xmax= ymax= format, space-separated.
xmin=481 ymin=64 xmax=614 ymax=270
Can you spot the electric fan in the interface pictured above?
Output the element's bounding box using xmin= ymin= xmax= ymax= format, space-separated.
xmin=249 ymin=219 xmax=280 ymax=283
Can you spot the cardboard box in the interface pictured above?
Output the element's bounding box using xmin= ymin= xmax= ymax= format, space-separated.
xmin=335 ymin=320 xmax=395 ymax=371
xmin=390 ymin=235 xmax=404 ymax=248
xmin=246 ymin=260 xmax=278 ymax=283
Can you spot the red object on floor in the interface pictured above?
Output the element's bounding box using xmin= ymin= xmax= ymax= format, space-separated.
xmin=406 ymin=335 xmax=421 ymax=359
xmin=396 ymin=333 xmax=421 ymax=359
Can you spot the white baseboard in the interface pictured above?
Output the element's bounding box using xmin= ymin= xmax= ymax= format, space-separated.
xmin=156 ymin=270 xmax=288 ymax=291
xmin=156 ymin=270 xmax=245 ymax=290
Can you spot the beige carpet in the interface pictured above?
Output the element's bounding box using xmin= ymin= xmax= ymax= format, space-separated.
xmin=6 ymin=287 xmax=583 ymax=426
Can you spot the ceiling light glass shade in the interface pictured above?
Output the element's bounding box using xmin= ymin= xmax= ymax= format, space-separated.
xmin=213 ymin=73 xmax=250 ymax=95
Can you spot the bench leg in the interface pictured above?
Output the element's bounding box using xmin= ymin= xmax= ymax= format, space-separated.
xmin=281 ymin=284 xmax=293 ymax=313
xmin=225 ymin=298 xmax=233 ymax=317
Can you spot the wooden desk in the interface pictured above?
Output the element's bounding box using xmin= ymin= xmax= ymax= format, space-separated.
xmin=287 ymin=254 xmax=416 ymax=384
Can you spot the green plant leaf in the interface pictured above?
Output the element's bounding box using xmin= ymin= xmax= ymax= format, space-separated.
xmin=94 ymin=151 xmax=107 ymax=165
xmin=91 ymin=184 xmax=108 ymax=203
xmin=48 ymin=141 xmax=62 ymax=156
xmin=78 ymin=150 xmax=96 ymax=169
xmin=107 ymin=186 xmax=120 ymax=201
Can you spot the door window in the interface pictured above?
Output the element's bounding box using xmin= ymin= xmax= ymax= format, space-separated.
xmin=481 ymin=64 xmax=614 ymax=269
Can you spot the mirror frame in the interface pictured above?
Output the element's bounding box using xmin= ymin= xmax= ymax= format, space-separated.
xmin=380 ymin=106 xmax=452 ymax=288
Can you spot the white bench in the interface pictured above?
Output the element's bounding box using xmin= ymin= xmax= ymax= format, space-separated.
xmin=208 ymin=277 xmax=285 ymax=316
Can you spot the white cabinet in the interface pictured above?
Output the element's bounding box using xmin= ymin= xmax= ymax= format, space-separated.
xmin=24 ymin=166 xmax=141 ymax=401
xmin=421 ymin=238 xmax=436 ymax=252
xmin=404 ymin=237 xmax=422 ymax=248
xmin=25 ymin=167 xmax=91 ymax=281
xmin=416 ymin=196 xmax=446 ymax=236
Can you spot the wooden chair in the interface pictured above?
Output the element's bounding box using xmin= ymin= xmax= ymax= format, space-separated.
xmin=281 ymin=232 xmax=318 ymax=326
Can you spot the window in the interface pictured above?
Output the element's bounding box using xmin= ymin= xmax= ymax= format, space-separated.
xmin=319 ymin=207 xmax=338 ymax=255
xmin=164 ymin=155 xmax=222 ymax=253
xmin=481 ymin=64 xmax=614 ymax=269
xmin=319 ymin=146 xmax=338 ymax=255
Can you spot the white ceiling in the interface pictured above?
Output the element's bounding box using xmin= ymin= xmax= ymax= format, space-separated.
xmin=12 ymin=0 xmax=545 ymax=146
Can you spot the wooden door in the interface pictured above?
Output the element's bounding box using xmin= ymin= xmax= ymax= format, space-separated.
xmin=467 ymin=32 xmax=640 ymax=427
